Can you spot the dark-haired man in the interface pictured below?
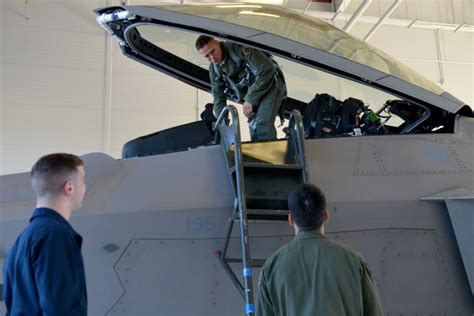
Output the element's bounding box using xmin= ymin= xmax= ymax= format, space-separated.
xmin=257 ymin=183 xmax=383 ymax=316
xmin=3 ymin=153 xmax=87 ymax=316
xmin=196 ymin=35 xmax=286 ymax=141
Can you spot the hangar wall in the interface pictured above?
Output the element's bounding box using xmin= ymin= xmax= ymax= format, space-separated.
xmin=0 ymin=0 xmax=473 ymax=175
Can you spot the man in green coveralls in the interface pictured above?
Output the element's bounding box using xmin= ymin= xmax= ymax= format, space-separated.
xmin=196 ymin=35 xmax=286 ymax=141
xmin=257 ymin=183 xmax=383 ymax=316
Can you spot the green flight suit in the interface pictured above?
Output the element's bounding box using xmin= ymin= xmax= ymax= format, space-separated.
xmin=257 ymin=231 xmax=383 ymax=316
xmin=209 ymin=42 xmax=286 ymax=141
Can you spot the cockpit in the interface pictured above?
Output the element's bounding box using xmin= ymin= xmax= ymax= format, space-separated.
xmin=94 ymin=4 xmax=472 ymax=158
xmin=123 ymin=23 xmax=460 ymax=140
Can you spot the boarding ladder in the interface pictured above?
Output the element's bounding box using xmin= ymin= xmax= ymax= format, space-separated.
xmin=214 ymin=105 xmax=308 ymax=315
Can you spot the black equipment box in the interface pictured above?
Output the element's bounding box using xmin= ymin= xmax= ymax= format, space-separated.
xmin=122 ymin=120 xmax=214 ymax=159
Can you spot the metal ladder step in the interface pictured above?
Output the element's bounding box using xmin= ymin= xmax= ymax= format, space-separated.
xmin=247 ymin=209 xmax=289 ymax=221
xmin=246 ymin=196 xmax=289 ymax=211
xmin=223 ymin=258 xmax=266 ymax=268
xmin=230 ymin=162 xmax=303 ymax=174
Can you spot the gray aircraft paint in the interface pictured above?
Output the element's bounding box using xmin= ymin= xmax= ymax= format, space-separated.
xmin=1 ymin=4 xmax=473 ymax=315
xmin=1 ymin=116 xmax=473 ymax=315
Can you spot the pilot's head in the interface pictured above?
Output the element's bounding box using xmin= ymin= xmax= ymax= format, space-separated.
xmin=288 ymin=183 xmax=329 ymax=233
xmin=196 ymin=35 xmax=224 ymax=64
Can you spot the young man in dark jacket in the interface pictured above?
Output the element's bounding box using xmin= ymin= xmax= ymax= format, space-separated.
xmin=3 ymin=153 xmax=88 ymax=316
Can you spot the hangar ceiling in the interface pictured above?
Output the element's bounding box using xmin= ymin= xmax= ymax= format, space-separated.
xmin=15 ymin=0 xmax=474 ymax=32
xmin=111 ymin=0 xmax=474 ymax=32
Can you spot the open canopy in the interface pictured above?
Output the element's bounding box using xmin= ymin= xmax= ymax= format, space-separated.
xmin=95 ymin=4 xmax=470 ymax=116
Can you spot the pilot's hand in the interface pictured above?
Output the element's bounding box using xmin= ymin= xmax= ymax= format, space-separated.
xmin=243 ymin=101 xmax=254 ymax=118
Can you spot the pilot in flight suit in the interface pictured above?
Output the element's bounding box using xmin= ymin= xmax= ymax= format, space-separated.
xmin=196 ymin=35 xmax=286 ymax=141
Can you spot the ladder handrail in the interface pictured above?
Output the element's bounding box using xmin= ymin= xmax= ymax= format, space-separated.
xmin=214 ymin=107 xmax=308 ymax=316
xmin=214 ymin=105 xmax=255 ymax=316
xmin=288 ymin=110 xmax=309 ymax=183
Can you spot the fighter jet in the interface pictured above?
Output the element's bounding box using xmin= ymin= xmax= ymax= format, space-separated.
xmin=1 ymin=4 xmax=473 ymax=315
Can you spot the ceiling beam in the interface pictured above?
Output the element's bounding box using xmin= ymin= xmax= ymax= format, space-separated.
xmin=305 ymin=10 xmax=474 ymax=33
xmin=363 ymin=0 xmax=403 ymax=42
xmin=343 ymin=0 xmax=372 ymax=32
xmin=333 ymin=0 xmax=352 ymax=12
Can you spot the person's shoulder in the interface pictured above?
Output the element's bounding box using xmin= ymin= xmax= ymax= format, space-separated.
xmin=226 ymin=42 xmax=253 ymax=59
xmin=262 ymin=242 xmax=291 ymax=269
xmin=324 ymin=237 xmax=366 ymax=262
xmin=29 ymin=215 xmax=67 ymax=231
xmin=225 ymin=41 xmax=242 ymax=51
xmin=27 ymin=220 xmax=74 ymax=245
xmin=10 ymin=220 xmax=70 ymax=260
xmin=261 ymin=238 xmax=302 ymax=274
